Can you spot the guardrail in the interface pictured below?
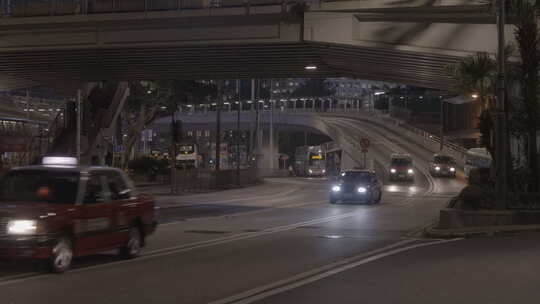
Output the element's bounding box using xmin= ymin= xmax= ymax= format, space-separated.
xmin=0 ymin=0 xmax=291 ymax=17
xmin=177 ymin=106 xmax=467 ymax=157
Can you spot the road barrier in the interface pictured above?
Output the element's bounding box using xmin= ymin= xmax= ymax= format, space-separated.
xmin=169 ymin=168 xmax=261 ymax=192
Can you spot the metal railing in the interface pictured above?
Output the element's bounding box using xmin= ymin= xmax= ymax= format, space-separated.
xmin=176 ymin=104 xmax=468 ymax=159
xmin=0 ymin=0 xmax=287 ymax=17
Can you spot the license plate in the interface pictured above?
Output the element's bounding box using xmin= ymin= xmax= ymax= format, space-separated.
xmin=398 ymin=174 xmax=405 ymax=178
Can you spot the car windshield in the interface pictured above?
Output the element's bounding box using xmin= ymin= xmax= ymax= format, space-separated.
xmin=391 ymin=158 xmax=412 ymax=166
xmin=340 ymin=172 xmax=372 ymax=183
xmin=0 ymin=170 xmax=79 ymax=204
xmin=434 ymin=155 xmax=454 ymax=163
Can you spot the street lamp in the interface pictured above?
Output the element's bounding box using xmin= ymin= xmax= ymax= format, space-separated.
xmin=305 ymin=65 xmax=318 ymax=70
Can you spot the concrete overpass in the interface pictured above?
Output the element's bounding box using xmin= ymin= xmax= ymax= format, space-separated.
xmin=0 ymin=0 xmax=514 ymax=91
xmin=161 ymin=107 xmax=467 ymax=172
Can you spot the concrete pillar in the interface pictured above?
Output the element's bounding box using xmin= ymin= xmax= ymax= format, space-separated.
xmin=340 ymin=149 xmax=360 ymax=171
xmin=312 ymin=99 xmax=316 ymax=112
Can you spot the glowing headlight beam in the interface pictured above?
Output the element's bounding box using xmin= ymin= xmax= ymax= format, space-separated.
xmin=7 ymin=220 xmax=37 ymax=235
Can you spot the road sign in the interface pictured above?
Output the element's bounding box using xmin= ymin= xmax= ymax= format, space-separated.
xmin=359 ymin=138 xmax=370 ymax=149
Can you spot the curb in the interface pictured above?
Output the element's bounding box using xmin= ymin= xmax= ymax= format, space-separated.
xmin=425 ymin=224 xmax=540 ymax=238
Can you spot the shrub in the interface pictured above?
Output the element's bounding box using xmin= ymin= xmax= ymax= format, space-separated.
xmin=128 ymin=157 xmax=169 ymax=176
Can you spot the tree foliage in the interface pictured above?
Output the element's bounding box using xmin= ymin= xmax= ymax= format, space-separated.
xmin=121 ymin=80 xmax=217 ymax=168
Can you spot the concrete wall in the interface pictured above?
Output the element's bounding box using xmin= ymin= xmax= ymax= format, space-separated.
xmin=306 ymin=0 xmax=515 ymax=57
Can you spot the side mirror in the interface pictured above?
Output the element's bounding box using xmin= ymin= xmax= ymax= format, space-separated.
xmin=117 ymin=189 xmax=132 ymax=200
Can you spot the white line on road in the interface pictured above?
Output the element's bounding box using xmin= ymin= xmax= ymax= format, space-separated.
xmin=0 ymin=210 xmax=364 ymax=287
xmin=209 ymin=238 xmax=462 ymax=304
xmin=158 ymin=187 xmax=301 ymax=209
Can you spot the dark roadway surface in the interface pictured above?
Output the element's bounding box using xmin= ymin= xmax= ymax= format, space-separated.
xmin=0 ymin=117 xmax=535 ymax=304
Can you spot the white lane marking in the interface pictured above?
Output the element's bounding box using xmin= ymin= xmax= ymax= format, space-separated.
xmin=158 ymin=199 xmax=328 ymax=226
xmin=0 ymin=210 xmax=364 ymax=287
xmin=158 ymin=187 xmax=300 ymax=209
xmin=209 ymin=238 xmax=462 ymax=304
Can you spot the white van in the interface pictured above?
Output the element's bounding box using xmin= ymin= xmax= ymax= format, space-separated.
xmin=464 ymin=148 xmax=492 ymax=178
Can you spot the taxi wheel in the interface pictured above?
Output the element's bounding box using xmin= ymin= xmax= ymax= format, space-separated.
xmin=121 ymin=227 xmax=143 ymax=259
xmin=49 ymin=238 xmax=73 ymax=273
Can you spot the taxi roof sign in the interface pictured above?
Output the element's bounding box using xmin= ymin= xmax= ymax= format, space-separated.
xmin=42 ymin=156 xmax=78 ymax=166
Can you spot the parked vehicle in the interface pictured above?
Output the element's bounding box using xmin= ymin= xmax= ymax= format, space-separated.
xmin=464 ymin=148 xmax=491 ymax=179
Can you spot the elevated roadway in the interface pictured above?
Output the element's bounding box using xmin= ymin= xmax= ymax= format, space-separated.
xmin=0 ymin=0 xmax=514 ymax=91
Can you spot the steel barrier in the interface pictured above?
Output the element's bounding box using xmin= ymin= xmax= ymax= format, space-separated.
xmin=0 ymin=0 xmax=287 ymax=17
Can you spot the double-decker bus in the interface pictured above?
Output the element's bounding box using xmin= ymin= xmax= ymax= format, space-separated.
xmin=176 ymin=143 xmax=198 ymax=169
xmin=294 ymin=146 xmax=326 ymax=177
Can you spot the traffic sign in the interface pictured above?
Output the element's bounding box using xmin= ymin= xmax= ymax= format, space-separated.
xmin=359 ymin=138 xmax=370 ymax=149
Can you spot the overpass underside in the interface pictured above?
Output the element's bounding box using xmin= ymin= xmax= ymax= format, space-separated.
xmin=0 ymin=42 xmax=460 ymax=91
xmin=0 ymin=1 xmax=507 ymax=92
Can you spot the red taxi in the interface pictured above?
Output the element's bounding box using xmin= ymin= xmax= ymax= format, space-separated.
xmin=0 ymin=157 xmax=157 ymax=273
xmin=388 ymin=153 xmax=415 ymax=182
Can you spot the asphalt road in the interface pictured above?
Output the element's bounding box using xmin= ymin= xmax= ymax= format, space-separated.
xmin=0 ymin=116 xmax=484 ymax=304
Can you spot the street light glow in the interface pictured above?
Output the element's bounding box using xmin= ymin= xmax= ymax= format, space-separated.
xmin=305 ymin=65 xmax=318 ymax=70
xmin=471 ymin=93 xmax=479 ymax=99
xmin=374 ymin=91 xmax=385 ymax=96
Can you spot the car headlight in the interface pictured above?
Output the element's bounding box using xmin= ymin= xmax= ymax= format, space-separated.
xmin=309 ymin=169 xmax=313 ymax=174
xmin=407 ymin=169 xmax=414 ymax=174
xmin=332 ymin=186 xmax=341 ymax=192
xmin=435 ymin=166 xmax=440 ymax=171
xmin=390 ymin=169 xmax=396 ymax=173
xmin=357 ymin=187 xmax=367 ymax=193
xmin=7 ymin=220 xmax=37 ymax=235
xmin=450 ymin=167 xmax=456 ymax=172
xmin=322 ymin=169 xmax=326 ymax=173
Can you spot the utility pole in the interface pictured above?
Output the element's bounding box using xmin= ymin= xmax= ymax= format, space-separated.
xmin=440 ymin=99 xmax=444 ymax=151
xmin=269 ymin=79 xmax=274 ymax=172
xmin=236 ymin=79 xmax=241 ymax=185
xmin=495 ymin=0 xmax=508 ymax=209
xmin=76 ymin=89 xmax=81 ymax=164
xmin=215 ymin=81 xmax=222 ymax=172
xmin=170 ymin=99 xmax=177 ymax=194
xmin=250 ymin=79 xmax=255 ymax=162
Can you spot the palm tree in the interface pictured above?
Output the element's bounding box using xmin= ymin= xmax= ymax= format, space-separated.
xmin=445 ymin=52 xmax=496 ymax=111
xmin=510 ymin=0 xmax=540 ymax=191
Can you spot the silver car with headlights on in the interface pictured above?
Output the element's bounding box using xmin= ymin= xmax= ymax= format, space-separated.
xmin=329 ymin=170 xmax=382 ymax=204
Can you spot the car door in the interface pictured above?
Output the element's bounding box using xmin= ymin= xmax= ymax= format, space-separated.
xmin=104 ymin=170 xmax=137 ymax=247
xmin=76 ymin=171 xmax=113 ymax=254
